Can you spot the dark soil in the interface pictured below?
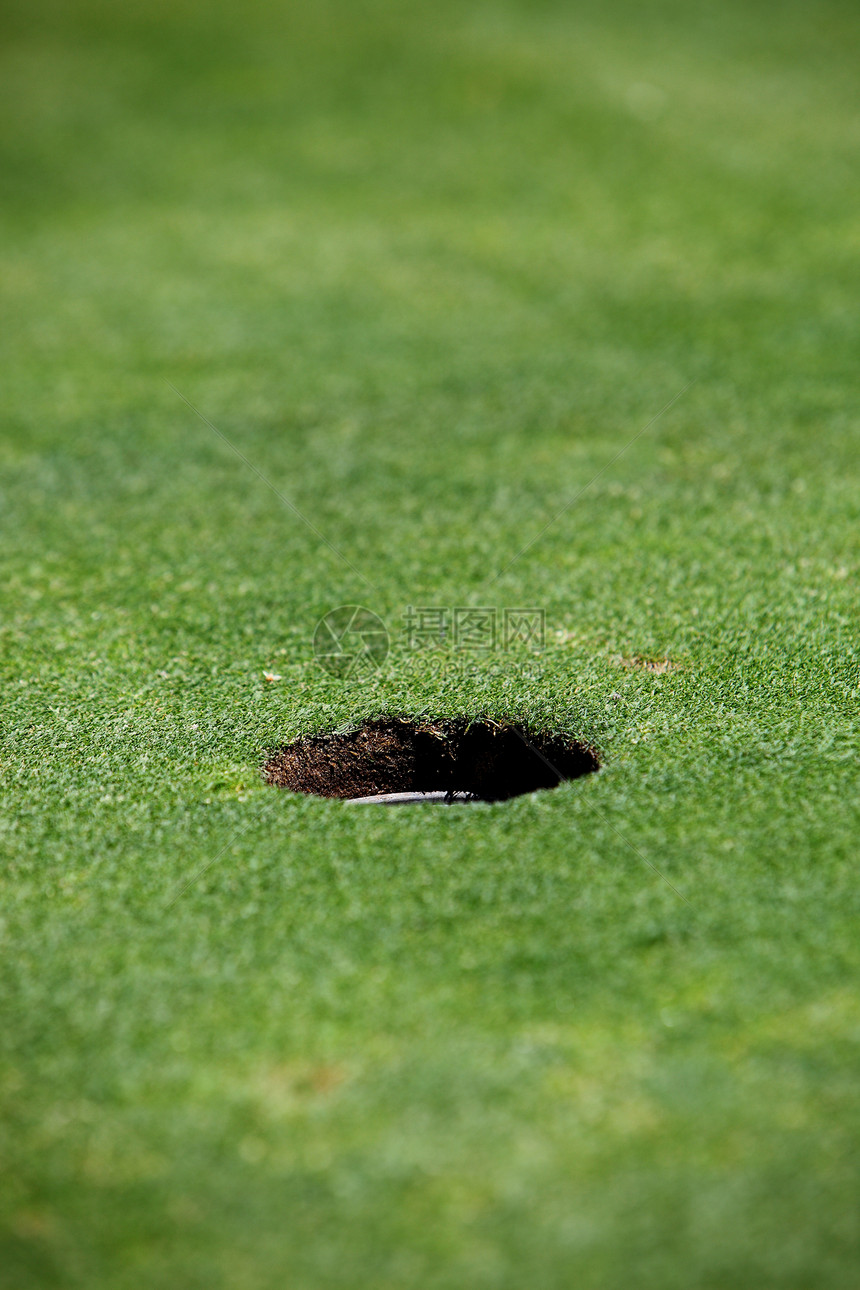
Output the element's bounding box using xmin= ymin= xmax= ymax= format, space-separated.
xmin=263 ymin=717 xmax=599 ymax=802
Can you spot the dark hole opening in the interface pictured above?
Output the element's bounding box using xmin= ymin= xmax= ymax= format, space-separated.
xmin=263 ymin=717 xmax=599 ymax=803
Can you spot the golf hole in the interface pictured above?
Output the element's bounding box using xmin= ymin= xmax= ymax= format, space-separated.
xmin=263 ymin=717 xmax=599 ymax=804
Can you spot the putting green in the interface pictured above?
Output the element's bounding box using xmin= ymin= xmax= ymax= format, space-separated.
xmin=1 ymin=0 xmax=859 ymax=1286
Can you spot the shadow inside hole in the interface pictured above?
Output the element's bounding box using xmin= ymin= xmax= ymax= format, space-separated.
xmin=263 ymin=717 xmax=599 ymax=803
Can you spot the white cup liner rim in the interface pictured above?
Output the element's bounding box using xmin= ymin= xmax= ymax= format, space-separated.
xmin=344 ymin=790 xmax=477 ymax=806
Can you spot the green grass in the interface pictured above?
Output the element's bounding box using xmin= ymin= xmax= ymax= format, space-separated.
xmin=1 ymin=0 xmax=859 ymax=1285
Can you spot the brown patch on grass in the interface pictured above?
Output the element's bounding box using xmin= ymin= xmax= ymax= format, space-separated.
xmin=254 ymin=1061 xmax=350 ymax=1114
xmin=263 ymin=716 xmax=599 ymax=802
xmin=616 ymin=655 xmax=681 ymax=675
xmin=11 ymin=1210 xmax=56 ymax=1240
xmin=263 ymin=1062 xmax=348 ymax=1098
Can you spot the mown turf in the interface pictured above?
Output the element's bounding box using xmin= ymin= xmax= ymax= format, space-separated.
xmin=1 ymin=0 xmax=859 ymax=1286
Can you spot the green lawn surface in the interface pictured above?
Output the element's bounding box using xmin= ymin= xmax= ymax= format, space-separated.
xmin=1 ymin=0 xmax=859 ymax=1285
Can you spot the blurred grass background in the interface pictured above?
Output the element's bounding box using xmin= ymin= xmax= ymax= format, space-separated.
xmin=1 ymin=0 xmax=859 ymax=1286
